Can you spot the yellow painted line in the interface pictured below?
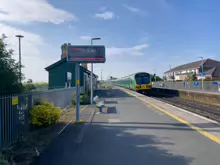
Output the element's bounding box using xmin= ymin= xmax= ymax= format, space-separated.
xmin=121 ymin=88 xmax=220 ymax=144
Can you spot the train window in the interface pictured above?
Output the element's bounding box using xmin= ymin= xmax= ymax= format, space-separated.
xmin=136 ymin=77 xmax=142 ymax=84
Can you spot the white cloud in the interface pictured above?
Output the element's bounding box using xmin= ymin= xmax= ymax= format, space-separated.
xmin=79 ymin=36 xmax=92 ymax=41
xmin=0 ymin=23 xmax=52 ymax=82
xmin=123 ymin=4 xmax=147 ymax=16
xmin=95 ymin=11 xmax=115 ymax=20
xmin=0 ymin=0 xmax=79 ymax=82
xmin=107 ymin=44 xmax=148 ymax=56
xmin=0 ymin=0 xmax=77 ymax=24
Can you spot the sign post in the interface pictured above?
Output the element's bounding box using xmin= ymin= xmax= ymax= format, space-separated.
xmin=75 ymin=63 xmax=80 ymax=122
xmin=67 ymin=45 xmax=106 ymax=123
xmin=154 ymin=73 xmax=156 ymax=82
xmin=200 ymin=73 xmax=205 ymax=90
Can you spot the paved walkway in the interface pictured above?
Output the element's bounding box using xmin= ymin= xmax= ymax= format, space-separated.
xmin=33 ymin=88 xmax=220 ymax=165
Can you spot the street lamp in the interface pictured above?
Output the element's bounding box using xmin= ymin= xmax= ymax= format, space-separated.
xmin=199 ymin=56 xmax=204 ymax=90
xmin=16 ymin=35 xmax=24 ymax=83
xmin=90 ymin=37 xmax=101 ymax=104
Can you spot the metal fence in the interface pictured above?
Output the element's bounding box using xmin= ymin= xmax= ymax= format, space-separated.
xmin=0 ymin=87 xmax=84 ymax=149
xmin=152 ymin=81 xmax=220 ymax=93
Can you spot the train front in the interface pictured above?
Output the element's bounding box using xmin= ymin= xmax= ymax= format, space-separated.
xmin=135 ymin=72 xmax=152 ymax=92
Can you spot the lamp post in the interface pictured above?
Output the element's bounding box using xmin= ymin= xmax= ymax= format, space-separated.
xmin=16 ymin=35 xmax=24 ymax=83
xmin=199 ymin=57 xmax=204 ymax=90
xmin=90 ymin=37 xmax=101 ymax=104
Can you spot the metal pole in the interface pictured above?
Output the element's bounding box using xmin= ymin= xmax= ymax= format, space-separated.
xmin=90 ymin=39 xmax=93 ymax=104
xmin=75 ymin=63 xmax=80 ymax=122
xmin=200 ymin=57 xmax=204 ymax=90
xmin=18 ymin=37 xmax=21 ymax=83
xmin=101 ymin=69 xmax=103 ymax=81
xmin=16 ymin=35 xmax=24 ymax=83
xmin=90 ymin=37 xmax=101 ymax=104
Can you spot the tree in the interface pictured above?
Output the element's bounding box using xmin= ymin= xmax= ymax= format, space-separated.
xmin=185 ymin=72 xmax=197 ymax=81
xmin=150 ymin=75 xmax=162 ymax=81
xmin=24 ymin=79 xmax=36 ymax=92
xmin=0 ymin=34 xmax=25 ymax=95
xmin=27 ymin=79 xmax=33 ymax=84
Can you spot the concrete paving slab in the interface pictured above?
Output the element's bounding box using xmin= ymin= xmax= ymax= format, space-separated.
xmin=33 ymin=88 xmax=220 ymax=165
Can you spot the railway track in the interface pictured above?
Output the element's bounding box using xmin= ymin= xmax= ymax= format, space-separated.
xmin=147 ymin=92 xmax=220 ymax=123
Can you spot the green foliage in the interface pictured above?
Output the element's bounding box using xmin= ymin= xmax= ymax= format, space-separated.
xmin=30 ymin=101 xmax=61 ymax=127
xmin=80 ymin=94 xmax=90 ymax=105
xmin=150 ymin=75 xmax=162 ymax=81
xmin=72 ymin=93 xmax=76 ymax=105
xmin=185 ymin=72 xmax=197 ymax=81
xmin=24 ymin=80 xmax=48 ymax=92
xmin=72 ymin=93 xmax=90 ymax=105
xmin=0 ymin=153 xmax=9 ymax=165
xmin=33 ymin=82 xmax=48 ymax=90
xmin=24 ymin=79 xmax=36 ymax=92
xmin=204 ymin=77 xmax=212 ymax=81
xmin=0 ymin=34 xmax=25 ymax=95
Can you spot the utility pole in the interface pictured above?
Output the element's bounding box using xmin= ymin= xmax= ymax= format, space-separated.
xmin=153 ymin=69 xmax=156 ymax=82
xmin=169 ymin=65 xmax=174 ymax=82
xmin=101 ymin=69 xmax=103 ymax=81
xmin=16 ymin=35 xmax=24 ymax=83
xmin=90 ymin=37 xmax=101 ymax=104
xmin=199 ymin=57 xmax=204 ymax=90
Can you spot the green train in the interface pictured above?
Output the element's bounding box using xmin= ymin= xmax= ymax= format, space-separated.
xmin=111 ymin=72 xmax=152 ymax=92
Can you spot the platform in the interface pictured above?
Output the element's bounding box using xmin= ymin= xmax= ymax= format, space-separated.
xmin=33 ymin=88 xmax=220 ymax=165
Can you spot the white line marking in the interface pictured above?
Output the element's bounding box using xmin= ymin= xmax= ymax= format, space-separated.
xmin=146 ymin=95 xmax=220 ymax=125
xmin=57 ymin=120 xmax=73 ymax=135
xmin=108 ymin=119 xmax=121 ymax=123
xmin=57 ymin=105 xmax=88 ymax=135
xmin=35 ymin=148 xmax=40 ymax=156
xmin=168 ymin=103 xmax=220 ymax=125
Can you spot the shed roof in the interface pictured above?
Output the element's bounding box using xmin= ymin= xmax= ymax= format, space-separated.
xmin=45 ymin=58 xmax=98 ymax=78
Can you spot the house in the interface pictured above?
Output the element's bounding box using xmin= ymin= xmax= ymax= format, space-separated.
xmin=164 ymin=58 xmax=220 ymax=81
xmin=45 ymin=43 xmax=98 ymax=91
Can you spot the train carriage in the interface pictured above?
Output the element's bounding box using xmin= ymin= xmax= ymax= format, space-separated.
xmin=111 ymin=72 xmax=152 ymax=92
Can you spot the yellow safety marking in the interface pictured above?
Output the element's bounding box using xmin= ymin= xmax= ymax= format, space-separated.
xmin=12 ymin=96 xmax=18 ymax=106
xmin=122 ymin=88 xmax=220 ymax=145
xmin=76 ymin=80 xmax=80 ymax=84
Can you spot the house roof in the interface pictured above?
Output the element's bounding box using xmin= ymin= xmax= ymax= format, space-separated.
xmin=164 ymin=59 xmax=208 ymax=73
xmin=45 ymin=58 xmax=98 ymax=78
xmin=45 ymin=58 xmax=66 ymax=71
xmin=204 ymin=67 xmax=216 ymax=76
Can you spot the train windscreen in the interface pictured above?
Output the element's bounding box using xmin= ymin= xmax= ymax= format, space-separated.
xmin=135 ymin=73 xmax=150 ymax=84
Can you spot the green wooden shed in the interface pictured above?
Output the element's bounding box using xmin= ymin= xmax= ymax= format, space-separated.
xmin=45 ymin=58 xmax=98 ymax=90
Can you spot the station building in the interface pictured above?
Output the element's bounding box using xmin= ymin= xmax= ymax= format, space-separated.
xmin=45 ymin=43 xmax=98 ymax=92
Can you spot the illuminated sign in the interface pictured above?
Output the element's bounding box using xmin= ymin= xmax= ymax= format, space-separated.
xmin=67 ymin=45 xmax=106 ymax=63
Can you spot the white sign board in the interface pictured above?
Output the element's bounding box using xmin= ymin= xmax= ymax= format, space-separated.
xmin=67 ymin=72 xmax=72 ymax=81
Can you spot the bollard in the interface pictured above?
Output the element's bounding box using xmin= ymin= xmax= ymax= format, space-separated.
xmin=99 ymin=106 xmax=102 ymax=113
xmin=96 ymin=101 xmax=105 ymax=113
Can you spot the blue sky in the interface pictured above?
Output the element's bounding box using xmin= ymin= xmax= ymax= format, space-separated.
xmin=0 ymin=0 xmax=220 ymax=81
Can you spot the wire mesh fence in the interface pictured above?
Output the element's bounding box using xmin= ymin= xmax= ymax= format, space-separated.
xmin=152 ymin=81 xmax=220 ymax=93
xmin=0 ymin=86 xmax=86 ymax=149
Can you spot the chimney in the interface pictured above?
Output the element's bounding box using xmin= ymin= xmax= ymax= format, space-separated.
xmin=61 ymin=43 xmax=68 ymax=59
xmin=81 ymin=63 xmax=88 ymax=69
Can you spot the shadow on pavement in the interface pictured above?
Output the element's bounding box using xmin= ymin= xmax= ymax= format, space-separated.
xmin=32 ymin=122 xmax=194 ymax=165
xmin=105 ymin=100 xmax=118 ymax=104
xmin=94 ymin=89 xmax=133 ymax=98
xmin=90 ymin=121 xmax=220 ymax=130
